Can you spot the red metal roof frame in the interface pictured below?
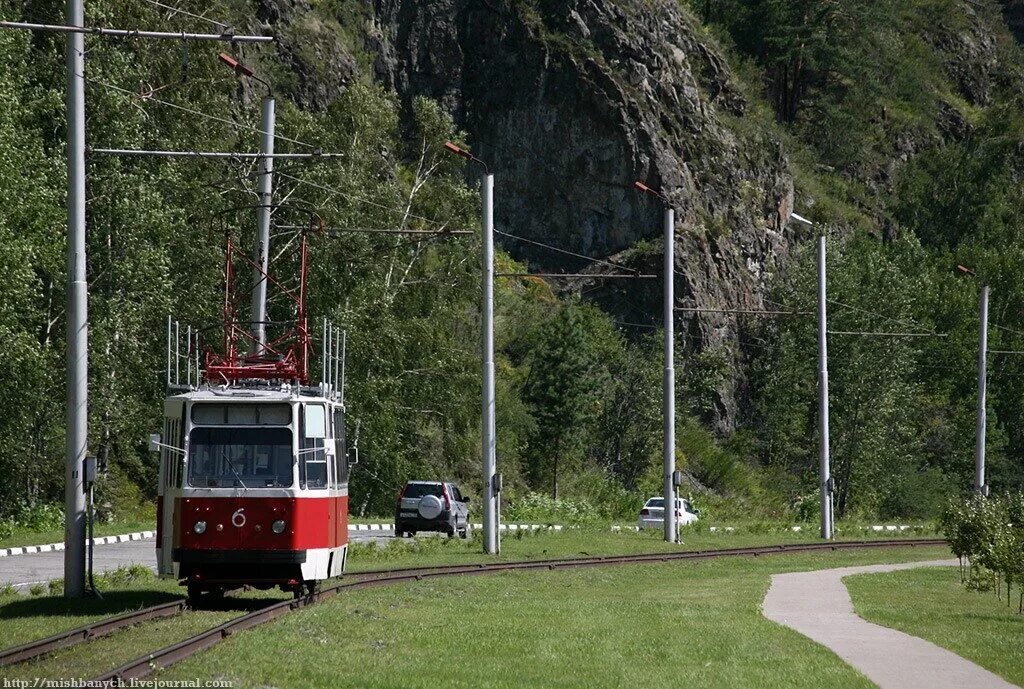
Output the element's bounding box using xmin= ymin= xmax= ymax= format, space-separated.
xmin=204 ymin=216 xmax=320 ymax=384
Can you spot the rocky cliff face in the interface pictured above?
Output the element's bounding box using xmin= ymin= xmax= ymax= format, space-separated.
xmin=269 ymin=0 xmax=797 ymax=431
xmin=371 ymin=0 xmax=796 ymax=430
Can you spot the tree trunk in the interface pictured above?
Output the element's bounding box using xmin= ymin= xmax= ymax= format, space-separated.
xmin=552 ymin=453 xmax=559 ymax=500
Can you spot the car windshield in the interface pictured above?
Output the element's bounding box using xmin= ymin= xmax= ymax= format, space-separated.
xmin=403 ymin=483 xmax=443 ymax=499
xmin=646 ymin=498 xmax=689 ymax=509
xmin=189 ymin=427 xmax=293 ymax=488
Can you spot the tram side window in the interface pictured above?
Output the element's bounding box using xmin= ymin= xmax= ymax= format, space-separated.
xmin=174 ymin=415 xmax=185 ymax=487
xmin=161 ymin=418 xmax=173 ymax=491
xmin=301 ymin=404 xmax=328 ymax=489
xmin=168 ymin=418 xmax=180 ymax=488
xmin=333 ymin=408 xmax=348 ymax=487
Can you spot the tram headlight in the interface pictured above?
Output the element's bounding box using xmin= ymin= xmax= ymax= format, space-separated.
xmin=272 ymin=519 xmax=286 ymax=534
xmin=193 ymin=520 xmax=207 ymax=535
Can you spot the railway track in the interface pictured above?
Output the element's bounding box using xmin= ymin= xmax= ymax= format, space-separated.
xmin=0 ymin=538 xmax=946 ymax=682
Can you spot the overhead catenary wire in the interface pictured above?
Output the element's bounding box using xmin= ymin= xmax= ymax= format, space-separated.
xmin=497 ymin=273 xmax=657 ymax=279
xmin=494 ymin=229 xmax=639 ymax=275
xmin=991 ymin=322 xmax=1024 ymax=338
xmin=89 ymin=148 xmax=345 ymax=159
xmin=137 ymin=0 xmax=229 ymax=30
xmin=275 ymin=171 xmax=451 ymax=228
xmin=675 ymin=307 xmax=811 ymax=316
xmin=277 ymin=224 xmax=473 ymax=236
xmin=826 ymin=297 xmax=933 ymax=333
xmin=84 ymin=76 xmax=315 ymax=149
xmin=827 ymin=330 xmax=948 ymax=338
xmin=0 ymin=20 xmax=273 ymax=42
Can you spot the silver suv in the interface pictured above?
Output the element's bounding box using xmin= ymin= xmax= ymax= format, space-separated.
xmin=395 ymin=481 xmax=470 ymax=538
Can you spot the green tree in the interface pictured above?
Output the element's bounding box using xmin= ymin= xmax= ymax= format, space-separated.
xmin=522 ymin=301 xmax=617 ymax=498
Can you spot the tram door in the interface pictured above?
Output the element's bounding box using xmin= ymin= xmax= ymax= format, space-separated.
xmin=158 ymin=400 xmax=184 ymax=576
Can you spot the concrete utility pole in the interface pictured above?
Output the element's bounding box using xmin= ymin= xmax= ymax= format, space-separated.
xmin=481 ymin=173 xmax=498 ymax=555
xmin=634 ymin=180 xmax=678 ymax=544
xmin=816 ymin=235 xmax=834 ymax=540
xmin=444 ymin=141 xmax=498 ymax=554
xmin=0 ymin=5 xmax=277 ymax=602
xmin=663 ymin=207 xmax=677 ymax=543
xmin=252 ymin=96 xmax=275 ymax=351
xmin=975 ymin=283 xmax=989 ymax=494
xmin=63 ymin=0 xmax=88 ymax=599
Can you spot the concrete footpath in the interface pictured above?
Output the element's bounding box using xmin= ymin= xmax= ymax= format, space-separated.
xmin=762 ymin=560 xmax=1018 ymax=689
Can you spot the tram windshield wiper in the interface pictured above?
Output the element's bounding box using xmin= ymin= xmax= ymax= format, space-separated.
xmin=222 ymin=454 xmax=248 ymax=492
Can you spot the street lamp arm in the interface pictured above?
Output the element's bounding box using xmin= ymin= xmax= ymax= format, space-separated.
xmin=218 ymin=52 xmax=272 ymax=94
xmin=444 ymin=141 xmax=489 ymax=173
xmin=790 ymin=212 xmax=814 ymax=227
xmin=633 ymin=180 xmax=668 ymax=204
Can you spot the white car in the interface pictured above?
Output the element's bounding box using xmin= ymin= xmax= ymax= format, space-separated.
xmin=637 ymin=496 xmax=700 ymax=530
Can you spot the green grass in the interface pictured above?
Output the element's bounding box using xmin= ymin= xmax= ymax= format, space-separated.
xmin=344 ymin=523 xmax=939 ymax=572
xmin=3 ymin=608 xmax=239 ymax=680
xmin=0 ymin=567 xmax=184 ymax=649
xmin=0 ymin=519 xmax=156 ymax=549
xmin=847 ymin=567 xmax=1024 ymax=687
xmin=157 ymin=545 xmax=951 ymax=689
xmin=0 ymin=566 xmax=287 ymax=680
xmin=0 ymin=527 xmax=945 ymax=683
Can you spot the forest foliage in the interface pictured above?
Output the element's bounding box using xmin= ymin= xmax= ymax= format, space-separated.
xmin=2 ymin=0 xmax=1024 ymax=526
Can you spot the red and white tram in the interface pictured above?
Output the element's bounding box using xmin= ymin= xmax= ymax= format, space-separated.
xmin=155 ymin=386 xmax=348 ymax=601
xmin=151 ymin=221 xmax=351 ymax=603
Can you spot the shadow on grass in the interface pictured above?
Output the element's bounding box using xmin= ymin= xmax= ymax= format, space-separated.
xmin=0 ymin=589 xmax=182 ymax=622
xmin=0 ymin=588 xmax=288 ymax=623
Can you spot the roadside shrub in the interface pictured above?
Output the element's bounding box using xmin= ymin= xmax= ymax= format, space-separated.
xmin=6 ymin=501 xmax=64 ymax=532
xmin=790 ymin=493 xmax=820 ymax=524
xmin=505 ymin=492 xmax=601 ymax=526
xmin=941 ymin=493 xmax=1024 ymax=612
xmin=98 ymin=564 xmax=154 ymax=589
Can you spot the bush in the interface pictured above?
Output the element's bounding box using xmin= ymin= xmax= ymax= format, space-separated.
xmin=941 ymin=493 xmax=1024 ymax=612
xmin=8 ymin=501 xmax=64 ymax=532
xmin=505 ymin=492 xmax=601 ymax=526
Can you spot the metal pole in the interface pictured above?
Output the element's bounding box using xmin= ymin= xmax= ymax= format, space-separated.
xmin=252 ymin=97 xmax=275 ymax=352
xmin=63 ymin=0 xmax=87 ymax=599
xmin=663 ymin=207 xmax=677 ymax=544
xmin=975 ymin=283 xmax=989 ymax=494
xmin=333 ymin=327 xmax=340 ymax=398
xmin=817 ymin=236 xmax=833 ymax=540
xmin=174 ymin=320 xmax=179 ymax=385
xmin=340 ymin=330 xmax=347 ymax=405
xmin=90 ymin=148 xmax=343 ymax=159
xmin=166 ymin=315 xmax=172 ymax=387
xmin=482 ymin=173 xmax=497 ymax=555
xmin=321 ymin=319 xmax=327 ymax=387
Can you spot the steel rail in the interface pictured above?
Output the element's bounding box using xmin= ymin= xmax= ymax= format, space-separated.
xmin=0 ymin=567 xmax=405 ymax=667
xmin=0 ymin=557 xmax=523 ymax=668
xmin=0 ymin=598 xmax=187 ymax=666
xmin=89 ymin=538 xmax=946 ymax=683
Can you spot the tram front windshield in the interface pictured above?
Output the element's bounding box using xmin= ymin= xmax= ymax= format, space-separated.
xmin=189 ymin=427 xmax=293 ymax=488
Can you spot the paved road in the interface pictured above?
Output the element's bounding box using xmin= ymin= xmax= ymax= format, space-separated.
xmin=0 ymin=528 xmax=397 ymax=590
xmin=762 ymin=560 xmax=1017 ymax=689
